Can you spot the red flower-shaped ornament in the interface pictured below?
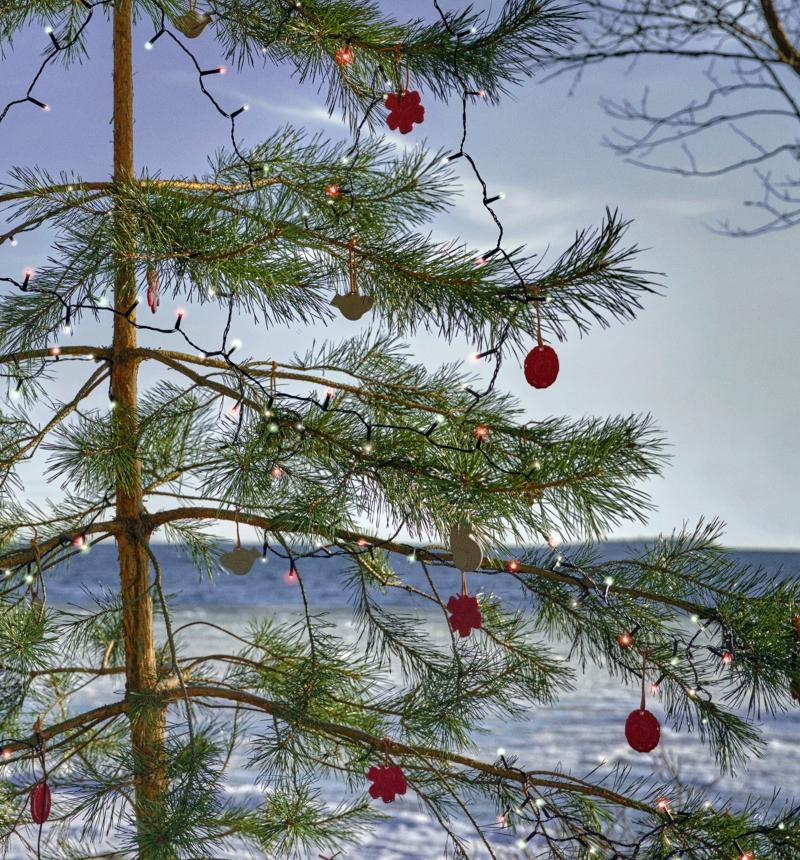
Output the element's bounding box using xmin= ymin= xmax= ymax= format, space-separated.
xmin=385 ymin=90 xmax=425 ymax=134
xmin=367 ymin=764 xmax=408 ymax=803
xmin=447 ymin=593 xmax=482 ymax=638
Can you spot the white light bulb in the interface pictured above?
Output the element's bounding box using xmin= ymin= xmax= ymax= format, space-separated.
xmin=145 ymin=41 xmax=154 ymax=50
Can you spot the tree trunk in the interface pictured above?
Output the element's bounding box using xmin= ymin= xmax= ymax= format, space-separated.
xmin=112 ymin=0 xmax=168 ymax=849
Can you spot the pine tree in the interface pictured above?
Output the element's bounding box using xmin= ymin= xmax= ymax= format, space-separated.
xmin=0 ymin=1 xmax=798 ymax=858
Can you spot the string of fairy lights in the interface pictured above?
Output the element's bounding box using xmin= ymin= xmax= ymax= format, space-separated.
xmin=0 ymin=3 xmax=797 ymax=858
xmin=0 ymin=2 xmax=539 ymax=483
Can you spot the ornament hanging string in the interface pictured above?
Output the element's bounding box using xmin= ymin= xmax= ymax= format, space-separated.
xmin=534 ymin=286 xmax=543 ymax=349
xmin=348 ymin=238 xmax=358 ymax=294
xmin=640 ymin=650 xmax=648 ymax=712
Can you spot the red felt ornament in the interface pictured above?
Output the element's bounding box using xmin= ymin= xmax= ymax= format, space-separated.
xmin=625 ymin=652 xmax=661 ymax=753
xmin=146 ymin=267 xmax=160 ymax=314
xmin=367 ymin=763 xmax=407 ymax=803
xmin=447 ymin=572 xmax=482 ymax=638
xmin=385 ymin=90 xmax=425 ymax=134
xmin=30 ymin=781 xmax=51 ymax=824
xmin=447 ymin=593 xmax=482 ymax=637
xmin=524 ymin=344 xmax=559 ymax=389
xmin=625 ymin=708 xmax=661 ymax=752
xmin=334 ymin=46 xmax=354 ymax=67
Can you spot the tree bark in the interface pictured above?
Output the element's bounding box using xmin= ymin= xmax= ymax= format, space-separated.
xmin=112 ymin=0 xmax=168 ymax=850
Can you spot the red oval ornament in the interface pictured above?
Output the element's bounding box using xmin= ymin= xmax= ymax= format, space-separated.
xmin=524 ymin=345 xmax=559 ymax=389
xmin=625 ymin=708 xmax=661 ymax=753
xmin=30 ymin=781 xmax=51 ymax=824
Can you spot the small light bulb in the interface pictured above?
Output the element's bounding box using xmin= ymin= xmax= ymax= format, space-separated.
xmin=230 ymin=338 xmax=242 ymax=350
xmin=604 ymin=576 xmax=614 ymax=586
xmin=10 ymin=237 xmax=17 ymax=247
xmin=145 ymin=40 xmax=154 ymax=50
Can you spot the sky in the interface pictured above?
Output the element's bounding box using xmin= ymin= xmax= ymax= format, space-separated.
xmin=0 ymin=2 xmax=798 ymax=548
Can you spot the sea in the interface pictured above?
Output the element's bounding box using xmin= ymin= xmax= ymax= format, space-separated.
xmin=11 ymin=544 xmax=800 ymax=859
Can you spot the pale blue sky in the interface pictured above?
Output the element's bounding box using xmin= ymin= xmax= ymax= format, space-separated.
xmin=1 ymin=3 xmax=798 ymax=547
